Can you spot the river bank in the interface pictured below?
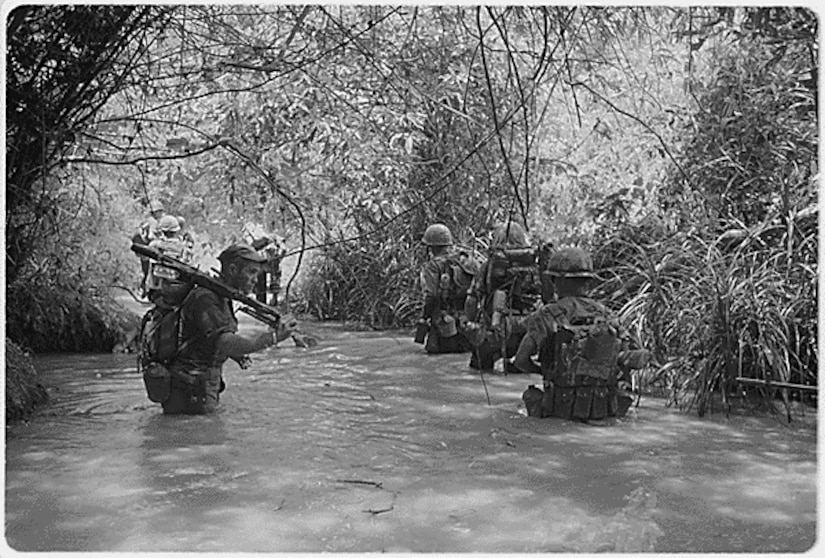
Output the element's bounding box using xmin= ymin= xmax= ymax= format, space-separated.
xmin=4 ymin=339 xmax=49 ymax=422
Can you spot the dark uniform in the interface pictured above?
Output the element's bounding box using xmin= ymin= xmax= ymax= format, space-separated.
xmin=465 ymin=222 xmax=548 ymax=372
xmin=418 ymin=223 xmax=475 ymax=354
xmin=157 ymin=244 xmax=291 ymax=415
xmin=162 ymin=287 xmax=237 ymax=414
xmin=514 ymin=247 xmax=649 ymax=421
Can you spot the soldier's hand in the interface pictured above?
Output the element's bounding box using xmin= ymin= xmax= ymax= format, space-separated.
xmin=232 ymin=355 xmax=252 ymax=369
xmin=271 ymin=313 xmax=299 ymax=342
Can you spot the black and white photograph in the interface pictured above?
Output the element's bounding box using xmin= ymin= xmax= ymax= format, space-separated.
xmin=3 ymin=3 xmax=818 ymax=553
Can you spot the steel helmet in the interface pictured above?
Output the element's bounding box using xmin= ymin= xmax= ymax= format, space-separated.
xmin=422 ymin=223 xmax=454 ymax=246
xmin=492 ymin=221 xmax=528 ymax=248
xmin=547 ymin=247 xmax=596 ymax=278
xmin=158 ymin=214 xmax=181 ymax=233
xmin=149 ymin=200 xmax=164 ymax=213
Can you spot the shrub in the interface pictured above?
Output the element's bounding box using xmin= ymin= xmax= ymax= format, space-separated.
xmin=5 ymin=339 xmax=49 ymax=422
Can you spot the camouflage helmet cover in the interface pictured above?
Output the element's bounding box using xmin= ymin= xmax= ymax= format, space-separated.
xmin=547 ymin=247 xmax=595 ymax=278
xmin=158 ymin=214 xmax=181 ymax=233
xmin=491 ymin=221 xmax=528 ymax=248
xmin=422 ymin=223 xmax=454 ymax=246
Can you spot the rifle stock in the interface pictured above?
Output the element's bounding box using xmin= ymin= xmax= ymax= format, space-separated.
xmin=132 ymin=243 xmax=318 ymax=347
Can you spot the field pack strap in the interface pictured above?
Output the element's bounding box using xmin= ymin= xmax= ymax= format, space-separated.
xmin=164 ymin=286 xmax=230 ymax=361
xmin=175 ymin=304 xmax=236 ymax=362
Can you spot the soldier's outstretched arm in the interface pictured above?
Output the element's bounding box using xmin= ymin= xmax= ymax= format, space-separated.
xmin=216 ymin=331 xmax=276 ymax=360
xmin=215 ymin=314 xmax=298 ymax=360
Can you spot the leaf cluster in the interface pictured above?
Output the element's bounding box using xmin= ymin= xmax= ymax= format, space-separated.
xmin=592 ymin=8 xmax=818 ymax=416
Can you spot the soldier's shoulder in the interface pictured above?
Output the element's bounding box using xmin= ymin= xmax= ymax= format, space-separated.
xmin=186 ymin=285 xmax=223 ymax=306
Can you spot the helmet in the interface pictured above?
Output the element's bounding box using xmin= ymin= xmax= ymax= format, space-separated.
xmin=176 ymin=216 xmax=186 ymax=228
xmin=158 ymin=214 xmax=181 ymax=233
xmin=422 ymin=223 xmax=454 ymax=246
xmin=547 ymin=247 xmax=595 ymax=278
xmin=491 ymin=221 xmax=528 ymax=248
xmin=149 ymin=200 xmax=164 ymax=213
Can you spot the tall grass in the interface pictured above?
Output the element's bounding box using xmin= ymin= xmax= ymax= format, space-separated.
xmin=298 ymin=236 xmax=421 ymax=329
xmin=593 ymin=206 xmax=817 ymax=416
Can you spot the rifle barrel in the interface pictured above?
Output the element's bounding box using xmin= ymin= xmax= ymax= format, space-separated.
xmin=735 ymin=377 xmax=817 ymax=392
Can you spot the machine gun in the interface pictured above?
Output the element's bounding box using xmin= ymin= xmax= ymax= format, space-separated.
xmin=131 ymin=243 xmax=317 ymax=348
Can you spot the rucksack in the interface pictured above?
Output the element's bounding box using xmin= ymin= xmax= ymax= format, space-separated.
xmin=439 ymin=249 xmax=482 ymax=304
xmin=486 ymin=247 xmax=543 ymax=312
xmin=522 ymin=296 xmax=638 ymax=422
xmin=544 ymin=297 xmax=625 ymax=420
xmin=548 ymin=298 xmax=621 ymax=385
xmin=137 ymin=283 xmax=195 ymax=403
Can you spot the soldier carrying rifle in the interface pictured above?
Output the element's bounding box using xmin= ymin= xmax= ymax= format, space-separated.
xmin=135 ymin=243 xmax=303 ymax=415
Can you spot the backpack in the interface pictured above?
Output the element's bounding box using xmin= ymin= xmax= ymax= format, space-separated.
xmin=439 ymin=249 xmax=482 ymax=305
xmin=137 ymin=283 xmax=195 ymax=403
xmin=548 ymin=298 xmax=621 ymax=384
xmin=485 ymin=247 xmax=544 ymax=313
xmin=541 ymin=297 xmax=625 ymax=421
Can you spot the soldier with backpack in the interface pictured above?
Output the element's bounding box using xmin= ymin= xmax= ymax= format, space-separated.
xmin=513 ymin=246 xmax=650 ymax=422
xmin=139 ymin=243 xmax=299 ymax=415
xmin=464 ymin=221 xmax=554 ymax=373
xmin=416 ymin=223 xmax=480 ymax=354
xmin=145 ymin=215 xmax=193 ymax=308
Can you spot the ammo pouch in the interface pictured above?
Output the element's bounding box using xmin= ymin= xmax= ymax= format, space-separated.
xmin=526 ymin=380 xmax=632 ymax=422
xmin=523 ymin=385 xmax=544 ymax=417
xmin=591 ymin=385 xmax=611 ymax=420
xmin=542 ymin=377 xmax=623 ymax=421
xmin=573 ymin=385 xmax=594 ymax=420
xmin=522 ymin=384 xmax=557 ymax=418
xmin=553 ymin=385 xmax=575 ymax=420
xmin=142 ymin=362 xmax=171 ymax=403
xmin=171 ymin=369 xmax=208 ymax=406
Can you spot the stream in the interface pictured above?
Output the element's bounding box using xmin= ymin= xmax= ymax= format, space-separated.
xmin=5 ymin=315 xmax=817 ymax=552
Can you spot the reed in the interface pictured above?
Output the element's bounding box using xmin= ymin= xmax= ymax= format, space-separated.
xmin=593 ymin=207 xmax=817 ymax=417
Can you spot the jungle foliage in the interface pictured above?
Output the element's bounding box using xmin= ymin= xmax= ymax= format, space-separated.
xmin=591 ymin=7 xmax=818 ymax=415
xmin=4 ymin=6 xmax=818 ymax=416
xmin=5 ymin=339 xmax=49 ymax=422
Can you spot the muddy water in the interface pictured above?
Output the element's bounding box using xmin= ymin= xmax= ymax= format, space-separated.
xmin=5 ymin=319 xmax=817 ymax=553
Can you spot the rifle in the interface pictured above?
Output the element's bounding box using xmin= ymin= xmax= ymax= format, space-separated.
xmin=131 ymin=243 xmax=318 ymax=348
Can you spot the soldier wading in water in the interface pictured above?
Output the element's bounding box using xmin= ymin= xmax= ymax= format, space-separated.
xmin=514 ymin=247 xmax=650 ymax=422
xmin=416 ymin=223 xmax=480 ymax=354
xmin=141 ymin=244 xmax=298 ymax=415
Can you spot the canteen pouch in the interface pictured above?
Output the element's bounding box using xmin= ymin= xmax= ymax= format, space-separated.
xmin=607 ymin=386 xmax=619 ymax=416
xmin=553 ymin=386 xmax=575 ymax=420
xmin=523 ymin=385 xmax=544 ymax=417
xmin=591 ymin=385 xmax=610 ymax=419
xmin=142 ymin=362 xmax=171 ymax=403
xmin=614 ymin=390 xmax=634 ymax=418
xmin=414 ymin=320 xmax=429 ymax=344
xmin=573 ymin=386 xmax=594 ymax=420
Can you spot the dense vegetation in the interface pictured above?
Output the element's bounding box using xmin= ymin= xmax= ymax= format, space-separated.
xmin=5 ymin=6 xmax=817 ymax=418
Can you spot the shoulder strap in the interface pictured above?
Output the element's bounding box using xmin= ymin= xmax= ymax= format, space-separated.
xmin=172 ymin=286 xmax=207 ymax=358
